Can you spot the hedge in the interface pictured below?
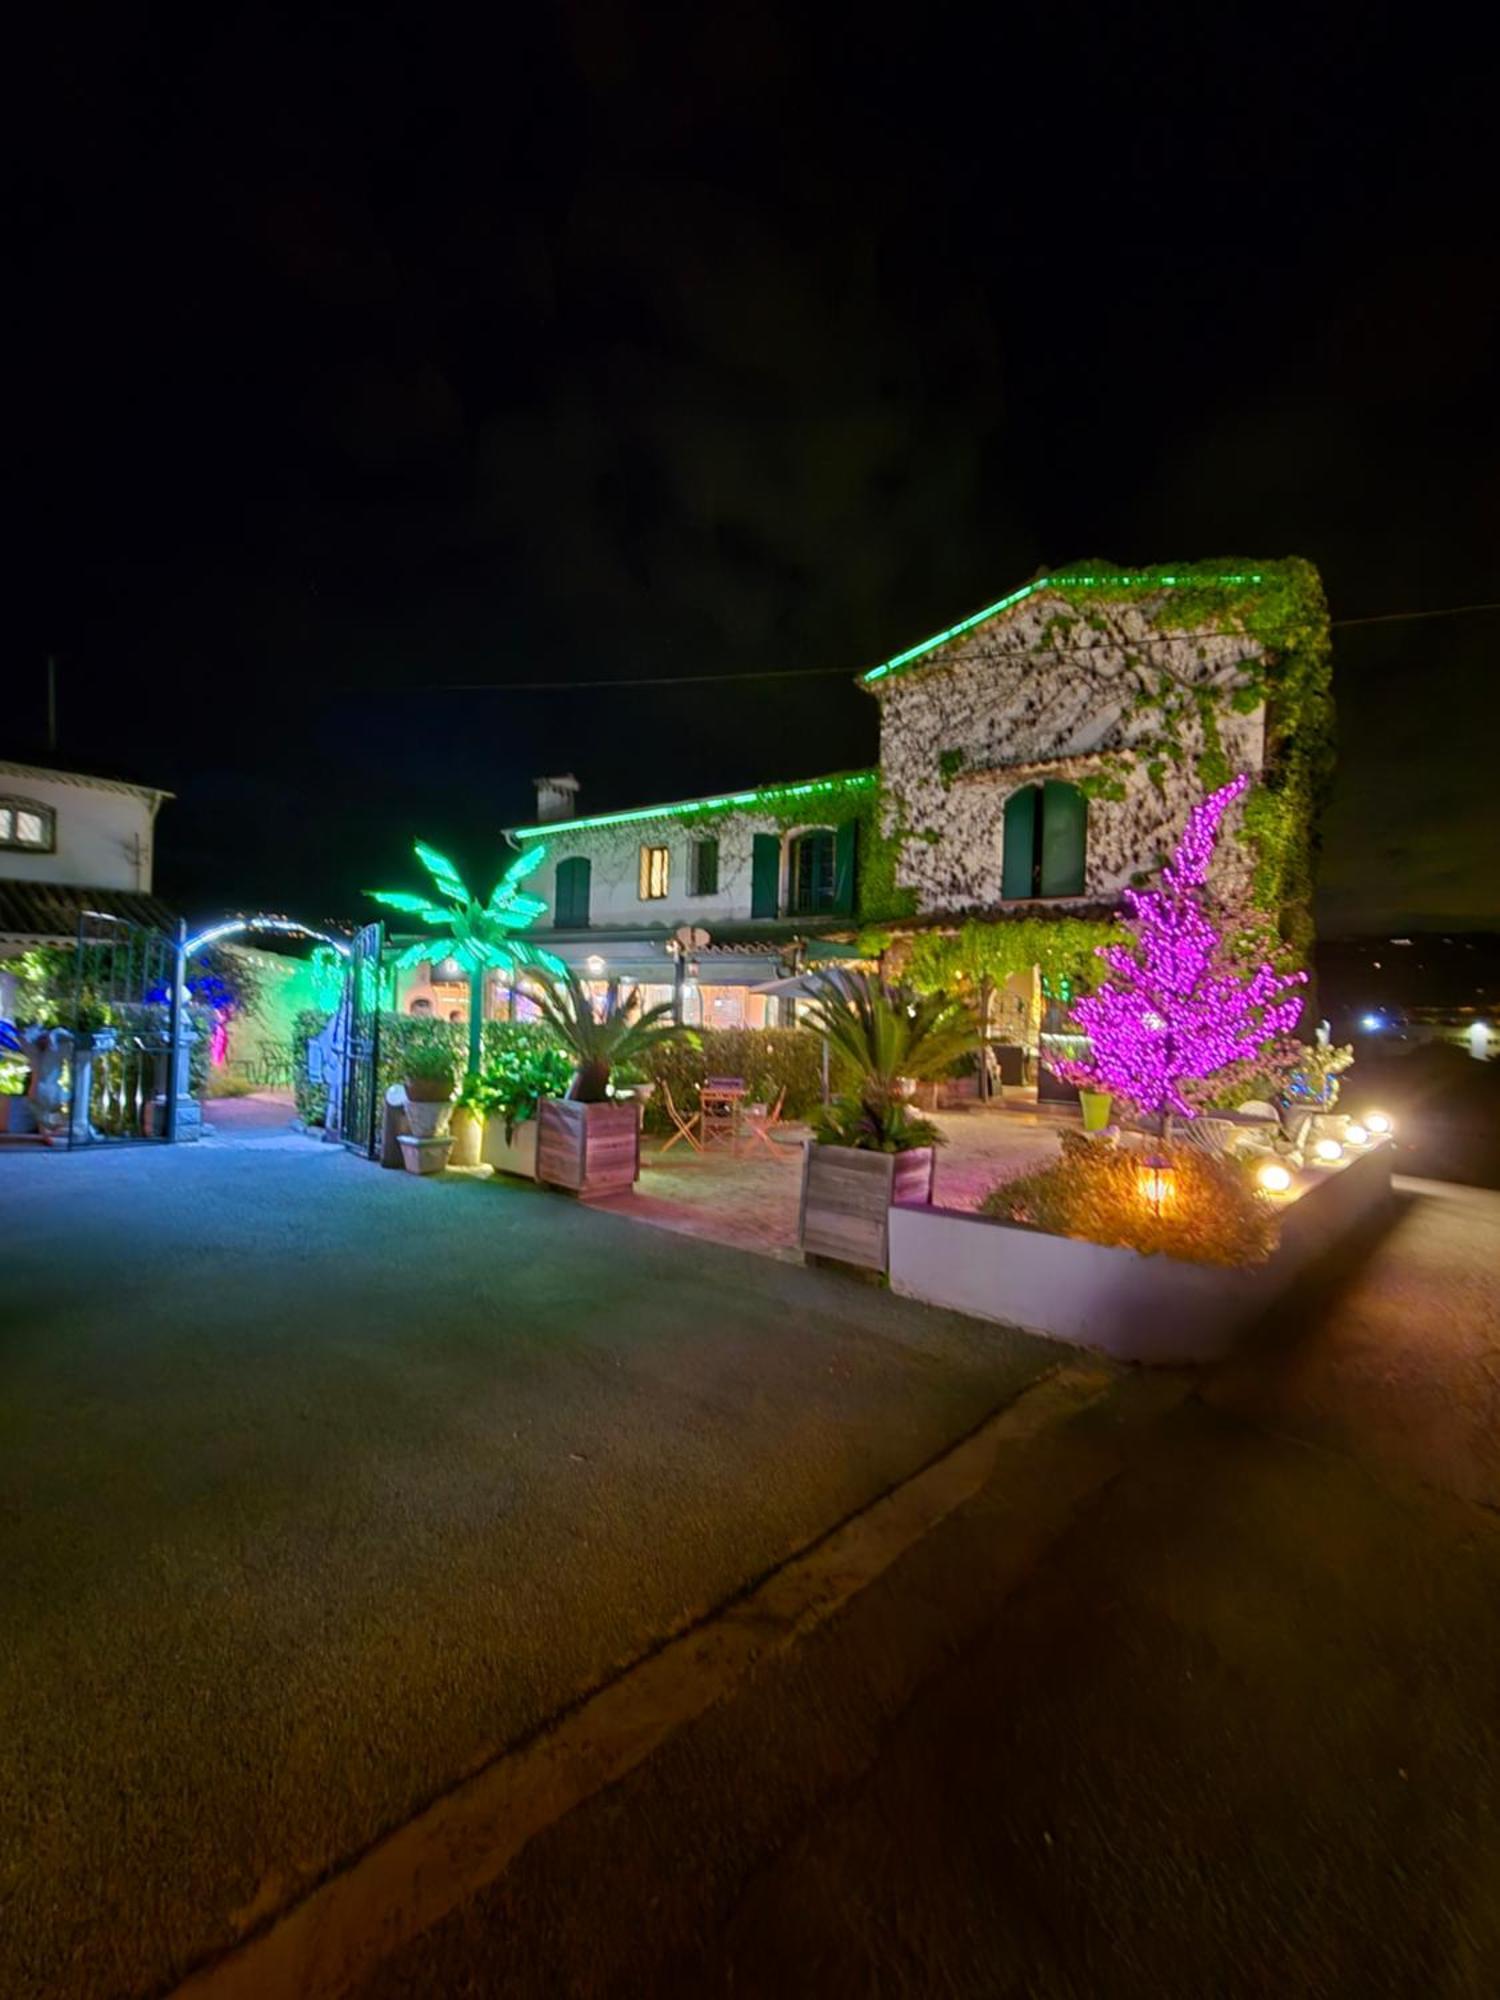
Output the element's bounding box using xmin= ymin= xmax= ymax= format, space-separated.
xmin=291 ymin=1010 xmax=567 ymax=1126
xmin=641 ymin=1027 xmax=826 ymax=1131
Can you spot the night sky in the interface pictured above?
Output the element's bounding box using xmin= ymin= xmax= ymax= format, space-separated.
xmin=13 ymin=6 xmax=1499 ymax=934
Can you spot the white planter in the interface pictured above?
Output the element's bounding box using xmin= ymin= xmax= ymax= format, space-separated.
xmin=480 ymin=1116 xmax=539 ymax=1180
xmin=398 ymin=1134 xmax=453 ymax=1176
xmin=404 ymin=1094 xmax=452 ymax=1140
xmin=888 ymin=1142 xmax=1394 ymax=1365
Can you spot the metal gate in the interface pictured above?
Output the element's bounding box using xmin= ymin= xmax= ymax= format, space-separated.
xmin=68 ymin=910 xmax=193 ymax=1147
xmin=339 ymin=920 xmax=384 ymax=1157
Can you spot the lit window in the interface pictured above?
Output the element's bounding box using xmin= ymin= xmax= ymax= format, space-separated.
xmin=638 ymin=845 xmax=670 ymax=900
xmin=0 ymin=799 xmax=56 ymax=852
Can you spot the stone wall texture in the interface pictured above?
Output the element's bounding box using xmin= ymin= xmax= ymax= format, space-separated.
xmin=874 ymin=585 xmax=1268 ymax=914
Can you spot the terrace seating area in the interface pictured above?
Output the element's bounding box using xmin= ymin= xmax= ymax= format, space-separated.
xmin=599 ymin=1104 xmax=1071 ymax=1258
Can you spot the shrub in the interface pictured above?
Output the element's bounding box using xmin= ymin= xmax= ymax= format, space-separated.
xmin=640 ymin=1027 xmax=826 ymax=1131
xmin=980 ymin=1130 xmax=1278 ymax=1267
xmin=460 ymin=1039 xmax=574 ymax=1138
xmin=812 ymin=1096 xmax=943 ymax=1153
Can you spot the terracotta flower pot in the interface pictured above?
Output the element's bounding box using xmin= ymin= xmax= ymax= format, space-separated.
xmin=398 ymin=1134 xmax=453 ymax=1175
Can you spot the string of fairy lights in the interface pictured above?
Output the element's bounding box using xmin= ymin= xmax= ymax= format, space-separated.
xmin=403 ymin=599 xmax=1500 ymax=695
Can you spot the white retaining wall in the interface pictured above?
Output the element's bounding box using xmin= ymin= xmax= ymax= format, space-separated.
xmin=888 ymin=1143 xmax=1394 ymax=1365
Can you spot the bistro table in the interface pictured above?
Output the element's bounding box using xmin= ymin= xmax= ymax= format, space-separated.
xmin=699 ymin=1077 xmax=747 ymax=1153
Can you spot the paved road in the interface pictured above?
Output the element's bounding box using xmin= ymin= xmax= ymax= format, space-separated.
xmin=0 ymin=1139 xmax=1060 ymax=2000
xmin=361 ymin=1180 xmax=1500 ymax=1998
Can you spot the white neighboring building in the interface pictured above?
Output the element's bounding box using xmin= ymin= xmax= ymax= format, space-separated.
xmin=0 ymin=760 xmax=176 ymax=963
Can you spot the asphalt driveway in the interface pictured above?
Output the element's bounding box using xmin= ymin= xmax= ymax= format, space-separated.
xmin=0 ymin=1138 xmax=1059 ymax=1999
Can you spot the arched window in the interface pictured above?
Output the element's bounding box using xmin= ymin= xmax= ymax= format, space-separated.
xmin=1002 ymin=781 xmax=1087 ymax=899
xmin=0 ymin=798 xmax=55 ymax=853
xmin=787 ymin=828 xmax=837 ymax=915
xmin=554 ymin=855 xmax=591 ymax=927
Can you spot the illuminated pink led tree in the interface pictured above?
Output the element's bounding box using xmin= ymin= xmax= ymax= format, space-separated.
xmin=1051 ymin=774 xmax=1306 ymax=1134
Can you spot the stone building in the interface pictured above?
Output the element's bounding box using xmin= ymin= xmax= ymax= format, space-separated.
xmin=462 ymin=560 xmax=1330 ymax=1039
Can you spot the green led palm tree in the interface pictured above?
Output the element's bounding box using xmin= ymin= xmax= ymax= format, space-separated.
xmin=368 ymin=843 xmax=565 ymax=1076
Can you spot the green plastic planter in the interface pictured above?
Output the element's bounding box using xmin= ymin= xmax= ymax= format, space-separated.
xmin=1079 ymin=1089 xmax=1112 ymax=1132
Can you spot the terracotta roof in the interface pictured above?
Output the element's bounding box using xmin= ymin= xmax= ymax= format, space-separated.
xmin=0 ymin=881 xmax=181 ymax=943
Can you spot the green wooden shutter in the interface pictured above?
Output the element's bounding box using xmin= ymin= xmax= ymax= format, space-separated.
xmin=1039 ymin=783 xmax=1087 ymax=897
xmin=831 ymin=819 xmax=858 ymax=915
xmin=555 ymin=856 xmax=590 ymax=927
xmin=692 ymin=838 xmax=719 ymax=896
xmin=1002 ymin=788 xmax=1038 ymax=900
xmin=750 ymin=833 xmax=780 ymax=919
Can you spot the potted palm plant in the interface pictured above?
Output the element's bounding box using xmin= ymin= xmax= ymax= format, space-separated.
xmin=797 ymin=969 xmax=973 ymax=1272
xmin=527 ymin=972 xmax=695 ymax=1196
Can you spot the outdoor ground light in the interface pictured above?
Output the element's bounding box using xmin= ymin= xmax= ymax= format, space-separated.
xmin=1365 ymin=1111 xmax=1393 ymax=1134
xmin=1343 ymin=1122 xmax=1369 ymax=1146
xmin=1136 ymin=1161 xmax=1177 ymax=1211
xmin=1313 ymin=1137 xmax=1344 ymax=1163
xmin=1256 ymin=1161 xmax=1294 ymax=1195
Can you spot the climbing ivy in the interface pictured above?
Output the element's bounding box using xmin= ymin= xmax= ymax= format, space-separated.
xmin=902 ymin=915 xmax=1122 ymax=999
xmin=1036 ymin=559 xmax=1333 ymax=958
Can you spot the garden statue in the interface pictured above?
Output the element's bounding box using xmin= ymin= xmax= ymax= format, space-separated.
xmin=22 ymin=1025 xmax=70 ymax=1139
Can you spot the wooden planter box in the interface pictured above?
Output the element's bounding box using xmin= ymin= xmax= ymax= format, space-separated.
xmin=536 ymin=1098 xmax=640 ymax=1197
xmin=480 ymin=1116 xmax=539 ymax=1180
xmin=799 ymin=1143 xmax=934 ymax=1272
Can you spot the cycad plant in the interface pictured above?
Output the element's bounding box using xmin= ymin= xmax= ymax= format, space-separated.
xmin=527 ymin=970 xmax=696 ymax=1103
xmin=800 ymin=968 xmax=973 ymax=1151
xmin=369 ymin=843 xmax=566 ymax=1075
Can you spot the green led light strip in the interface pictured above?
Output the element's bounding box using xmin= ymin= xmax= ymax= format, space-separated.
xmin=512 ymin=770 xmax=877 ymax=840
xmin=860 ymin=572 xmax=1266 ymax=685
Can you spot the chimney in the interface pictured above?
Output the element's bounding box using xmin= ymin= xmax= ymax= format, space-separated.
xmin=534 ymin=773 xmax=580 ymax=824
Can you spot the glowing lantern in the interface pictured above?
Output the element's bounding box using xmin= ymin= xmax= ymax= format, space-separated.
xmin=1257 ymin=1161 xmax=1293 ymax=1194
xmin=1137 ymin=1160 xmax=1177 ymax=1211
xmin=1313 ymin=1137 xmax=1343 ymax=1163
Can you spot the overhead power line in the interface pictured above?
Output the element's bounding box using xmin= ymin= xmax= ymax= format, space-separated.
xmin=377 ymin=599 xmax=1500 ymax=695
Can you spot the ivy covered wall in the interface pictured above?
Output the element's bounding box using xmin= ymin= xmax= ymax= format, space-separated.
xmin=868 ymin=560 xmax=1332 ymax=958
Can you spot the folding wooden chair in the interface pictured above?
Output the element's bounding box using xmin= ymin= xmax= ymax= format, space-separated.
xmin=741 ymin=1086 xmax=789 ymax=1160
xmin=659 ymin=1081 xmax=703 ymax=1153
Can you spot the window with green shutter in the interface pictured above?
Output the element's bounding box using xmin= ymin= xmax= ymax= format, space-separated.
xmin=1039 ymin=781 xmax=1087 ymax=897
xmin=1002 ymin=788 xmax=1039 ymax=899
xmin=690 ymin=837 xmax=719 ymax=896
xmin=831 ymin=818 xmax=858 ymax=915
xmin=1002 ymin=782 xmax=1087 ymax=899
xmin=788 ymin=829 xmax=836 ymax=915
xmin=750 ymin=833 xmax=781 ymax=919
xmin=554 ymin=856 xmax=591 ymax=927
